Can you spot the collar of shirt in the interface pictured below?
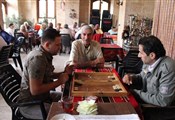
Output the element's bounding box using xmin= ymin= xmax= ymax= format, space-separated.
xmin=39 ymin=45 xmax=53 ymax=61
xmin=148 ymin=58 xmax=161 ymax=72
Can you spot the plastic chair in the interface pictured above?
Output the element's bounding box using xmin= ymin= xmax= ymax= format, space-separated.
xmin=100 ymin=37 xmax=114 ymax=44
xmin=101 ymin=47 xmax=119 ymax=71
xmin=0 ymin=45 xmax=12 ymax=65
xmin=0 ymin=64 xmax=47 ymax=120
xmin=118 ymin=50 xmax=143 ymax=77
xmin=14 ymin=32 xmax=31 ymax=53
xmin=10 ymin=36 xmax=24 ymax=71
xmin=60 ymin=34 xmax=72 ymax=54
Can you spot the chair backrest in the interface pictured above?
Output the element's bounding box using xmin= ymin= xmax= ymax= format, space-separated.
xmin=13 ymin=35 xmax=25 ymax=54
xmin=100 ymin=37 xmax=114 ymax=44
xmin=0 ymin=64 xmax=47 ymax=119
xmin=92 ymin=34 xmax=103 ymax=42
xmin=122 ymin=49 xmax=141 ymax=67
xmin=0 ymin=64 xmax=21 ymax=107
xmin=60 ymin=34 xmax=72 ymax=47
xmin=101 ymin=47 xmax=119 ymax=70
xmin=0 ymin=45 xmax=12 ymax=65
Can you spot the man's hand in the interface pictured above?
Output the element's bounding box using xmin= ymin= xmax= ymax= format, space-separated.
xmin=64 ymin=64 xmax=75 ymax=75
xmin=122 ymin=74 xmax=133 ymax=85
xmin=58 ymin=73 xmax=69 ymax=84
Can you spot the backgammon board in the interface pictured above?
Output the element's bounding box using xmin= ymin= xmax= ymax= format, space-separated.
xmin=71 ymin=72 xmax=128 ymax=97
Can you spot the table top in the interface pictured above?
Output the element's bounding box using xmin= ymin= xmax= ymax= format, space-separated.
xmin=62 ymin=68 xmax=142 ymax=119
xmin=47 ymin=102 xmax=137 ymax=120
xmin=100 ymin=43 xmax=122 ymax=49
xmin=71 ymin=72 xmax=128 ymax=97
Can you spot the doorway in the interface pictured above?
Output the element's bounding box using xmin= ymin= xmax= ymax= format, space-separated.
xmin=91 ymin=0 xmax=112 ymax=32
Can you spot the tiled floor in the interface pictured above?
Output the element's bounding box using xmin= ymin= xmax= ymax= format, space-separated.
xmin=0 ymin=49 xmax=70 ymax=120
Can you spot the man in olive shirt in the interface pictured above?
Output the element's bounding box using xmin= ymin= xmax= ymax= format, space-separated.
xmin=19 ymin=29 xmax=70 ymax=119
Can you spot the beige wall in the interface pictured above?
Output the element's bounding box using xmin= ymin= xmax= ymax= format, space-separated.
xmin=117 ymin=0 xmax=155 ymax=46
xmin=18 ymin=0 xmax=37 ymax=25
xmin=79 ymin=0 xmax=90 ymax=25
xmin=117 ymin=0 xmax=127 ymax=46
xmin=56 ymin=0 xmax=79 ymax=27
xmin=110 ymin=0 xmax=119 ymax=27
xmin=125 ymin=0 xmax=155 ymax=23
xmin=6 ymin=0 xmax=18 ymax=17
xmin=0 ymin=1 xmax=3 ymax=26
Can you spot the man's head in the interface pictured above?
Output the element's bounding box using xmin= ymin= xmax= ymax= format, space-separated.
xmin=41 ymin=29 xmax=61 ymax=55
xmin=94 ymin=24 xmax=100 ymax=30
xmin=9 ymin=23 xmax=14 ymax=29
xmin=64 ymin=24 xmax=69 ymax=29
xmin=81 ymin=25 xmax=93 ymax=46
xmin=138 ymin=35 xmax=166 ymax=65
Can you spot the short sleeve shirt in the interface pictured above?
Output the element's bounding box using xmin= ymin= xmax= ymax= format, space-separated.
xmin=19 ymin=46 xmax=54 ymax=102
xmin=69 ymin=39 xmax=103 ymax=64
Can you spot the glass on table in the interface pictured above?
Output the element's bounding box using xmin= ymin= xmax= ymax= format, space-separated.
xmin=62 ymin=96 xmax=74 ymax=113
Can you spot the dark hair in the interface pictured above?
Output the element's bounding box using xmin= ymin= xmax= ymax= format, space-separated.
xmin=41 ymin=29 xmax=60 ymax=43
xmin=9 ymin=23 xmax=14 ymax=27
xmin=139 ymin=35 xmax=166 ymax=59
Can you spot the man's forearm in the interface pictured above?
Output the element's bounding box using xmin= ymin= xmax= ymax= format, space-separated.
xmin=51 ymin=72 xmax=64 ymax=79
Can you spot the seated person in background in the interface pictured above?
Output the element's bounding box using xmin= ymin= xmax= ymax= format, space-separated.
xmin=89 ymin=24 xmax=96 ymax=35
xmin=38 ymin=22 xmax=47 ymax=37
xmin=47 ymin=22 xmax=54 ymax=29
xmin=6 ymin=23 xmax=15 ymax=37
xmin=122 ymin=25 xmax=130 ymax=40
xmin=18 ymin=29 xmax=70 ymax=119
xmin=0 ymin=36 xmax=7 ymax=50
xmin=122 ymin=35 xmax=175 ymax=107
xmin=94 ymin=24 xmax=103 ymax=34
xmin=0 ymin=24 xmax=15 ymax=44
xmin=72 ymin=22 xmax=78 ymax=32
xmin=34 ymin=23 xmax=41 ymax=32
xmin=108 ymin=26 xmax=118 ymax=35
xmin=71 ymin=22 xmax=78 ymax=38
xmin=74 ymin=23 xmax=87 ymax=39
xmin=67 ymin=25 xmax=104 ymax=69
xmin=23 ymin=21 xmax=33 ymax=32
xmin=18 ymin=24 xmax=29 ymax=39
xmin=60 ymin=24 xmax=74 ymax=40
xmin=56 ymin=23 xmax=62 ymax=32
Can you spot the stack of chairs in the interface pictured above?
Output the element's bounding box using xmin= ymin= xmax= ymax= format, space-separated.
xmin=0 ymin=64 xmax=47 ymax=120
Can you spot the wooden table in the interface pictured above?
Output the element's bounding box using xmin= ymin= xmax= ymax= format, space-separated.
xmin=47 ymin=102 xmax=137 ymax=120
xmin=62 ymin=68 xmax=142 ymax=118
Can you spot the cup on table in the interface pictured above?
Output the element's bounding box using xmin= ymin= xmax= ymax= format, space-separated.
xmin=62 ymin=96 xmax=74 ymax=113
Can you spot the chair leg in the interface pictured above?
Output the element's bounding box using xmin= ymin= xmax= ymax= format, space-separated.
xmin=12 ymin=58 xmax=18 ymax=67
xmin=17 ymin=56 xmax=23 ymax=71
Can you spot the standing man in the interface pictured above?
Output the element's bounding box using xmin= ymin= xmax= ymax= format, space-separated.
xmin=18 ymin=29 xmax=70 ymax=119
xmin=122 ymin=35 xmax=175 ymax=107
xmin=68 ymin=25 xmax=104 ymax=68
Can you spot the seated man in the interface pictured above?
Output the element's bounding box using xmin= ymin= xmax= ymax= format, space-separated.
xmin=18 ymin=29 xmax=70 ymax=119
xmin=0 ymin=25 xmax=15 ymax=44
xmin=122 ymin=35 xmax=175 ymax=107
xmin=67 ymin=25 xmax=105 ymax=68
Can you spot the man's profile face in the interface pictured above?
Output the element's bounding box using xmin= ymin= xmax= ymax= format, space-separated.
xmin=81 ymin=28 xmax=93 ymax=46
xmin=48 ymin=36 xmax=62 ymax=55
xmin=138 ymin=45 xmax=153 ymax=65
